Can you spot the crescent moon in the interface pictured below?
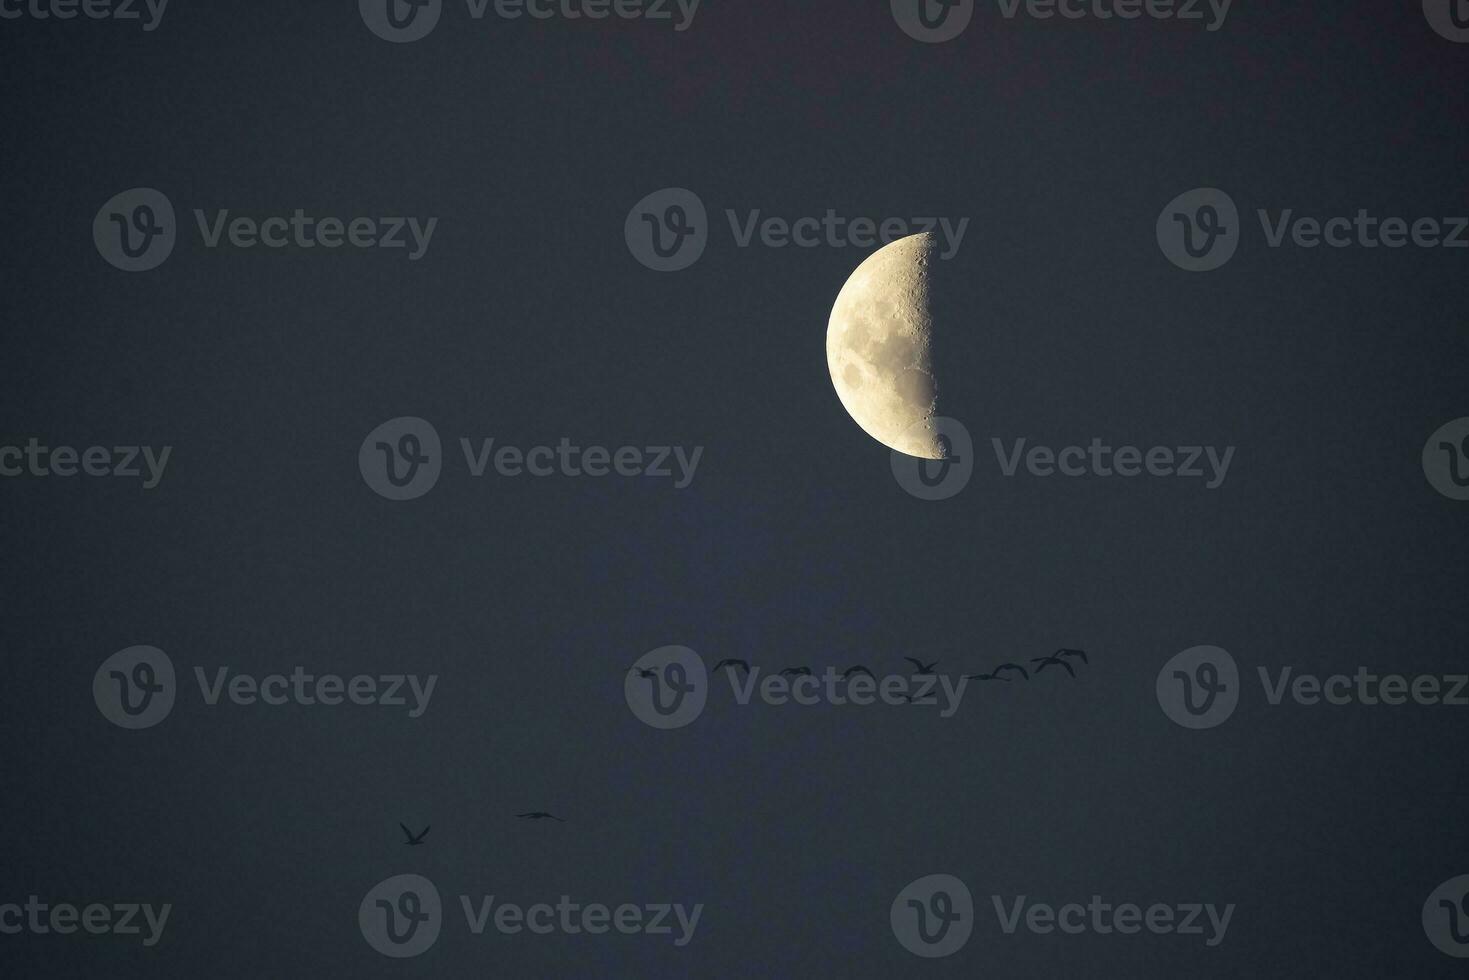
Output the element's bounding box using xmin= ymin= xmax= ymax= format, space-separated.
xmin=825 ymin=233 xmax=945 ymax=459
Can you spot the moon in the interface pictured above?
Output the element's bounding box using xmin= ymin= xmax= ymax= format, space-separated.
xmin=826 ymin=232 xmax=946 ymax=458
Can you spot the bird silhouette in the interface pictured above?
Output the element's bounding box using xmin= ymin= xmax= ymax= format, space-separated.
xmin=842 ymin=665 xmax=874 ymax=678
xmin=399 ymin=823 xmax=430 ymax=846
xmin=627 ymin=667 xmax=658 ymax=678
xmin=517 ymin=812 xmax=565 ymax=822
xmin=1031 ymin=653 xmax=1077 ymax=677
xmin=904 ymin=657 xmax=939 ymax=674
xmin=964 ymin=662 xmax=1030 ymax=681
xmin=1054 ymin=648 xmax=1088 ymax=664
xmin=778 ymin=667 xmax=813 ymax=677
xmin=712 ymin=658 xmax=751 ymax=674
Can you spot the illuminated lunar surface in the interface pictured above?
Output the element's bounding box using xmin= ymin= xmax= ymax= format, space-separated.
xmin=826 ymin=233 xmax=946 ymax=459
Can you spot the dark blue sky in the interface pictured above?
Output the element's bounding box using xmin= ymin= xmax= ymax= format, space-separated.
xmin=1 ymin=1 xmax=1467 ymax=976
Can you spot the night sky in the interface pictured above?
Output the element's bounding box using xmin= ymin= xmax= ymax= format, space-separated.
xmin=2 ymin=1 xmax=1468 ymax=976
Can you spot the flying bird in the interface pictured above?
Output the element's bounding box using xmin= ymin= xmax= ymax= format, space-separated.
xmin=399 ymin=823 xmax=430 ymax=846
xmin=964 ymin=663 xmax=1029 ymax=681
xmin=904 ymin=657 xmax=939 ymax=675
xmin=778 ymin=667 xmax=813 ymax=677
xmin=1054 ymin=648 xmax=1088 ymax=664
xmin=712 ymin=658 xmax=751 ymax=674
xmin=516 ymin=812 xmax=565 ymax=822
xmin=842 ymin=665 xmax=874 ymax=678
xmin=627 ymin=667 xmax=658 ymax=678
xmin=1031 ymin=654 xmax=1077 ymax=678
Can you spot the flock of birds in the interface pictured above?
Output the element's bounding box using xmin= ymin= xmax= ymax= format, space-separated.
xmin=399 ymin=652 xmax=1093 ymax=842
xmin=697 ymin=648 xmax=1093 ymax=681
xmin=626 ymin=649 xmax=1090 ymax=681
xmin=398 ymin=812 xmax=566 ymax=844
